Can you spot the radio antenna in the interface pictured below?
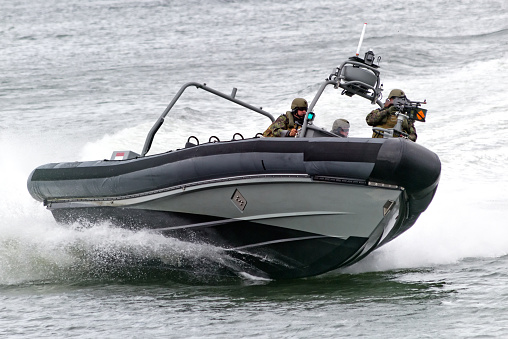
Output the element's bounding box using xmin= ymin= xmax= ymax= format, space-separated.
xmin=355 ymin=23 xmax=367 ymax=57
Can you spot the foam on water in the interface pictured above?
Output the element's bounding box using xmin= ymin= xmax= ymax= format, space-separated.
xmin=4 ymin=51 xmax=507 ymax=283
xmin=0 ymin=131 xmax=266 ymax=285
xmin=2 ymin=0 xmax=508 ymax=286
xmin=4 ymin=1 xmax=508 ymax=337
xmin=343 ymin=56 xmax=508 ymax=272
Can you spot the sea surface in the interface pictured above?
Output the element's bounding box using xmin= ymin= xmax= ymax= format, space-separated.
xmin=1 ymin=0 xmax=508 ymax=337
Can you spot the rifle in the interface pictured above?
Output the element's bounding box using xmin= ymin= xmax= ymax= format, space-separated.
xmin=372 ymin=97 xmax=427 ymax=140
xmin=392 ymin=97 xmax=428 ymax=122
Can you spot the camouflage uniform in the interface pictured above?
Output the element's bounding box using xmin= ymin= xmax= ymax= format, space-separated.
xmin=263 ymin=111 xmax=298 ymax=137
xmin=366 ymin=106 xmax=417 ymax=142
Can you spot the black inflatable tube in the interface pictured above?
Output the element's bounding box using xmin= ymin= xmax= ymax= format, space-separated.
xmin=27 ymin=138 xmax=440 ymax=202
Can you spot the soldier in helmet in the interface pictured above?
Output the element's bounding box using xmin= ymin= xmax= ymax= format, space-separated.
xmin=366 ymin=89 xmax=417 ymax=142
xmin=262 ymin=98 xmax=308 ymax=137
xmin=330 ymin=118 xmax=350 ymax=137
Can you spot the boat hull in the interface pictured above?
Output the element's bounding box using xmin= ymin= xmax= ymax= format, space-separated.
xmin=47 ymin=175 xmax=406 ymax=279
xmin=27 ymin=137 xmax=440 ymax=279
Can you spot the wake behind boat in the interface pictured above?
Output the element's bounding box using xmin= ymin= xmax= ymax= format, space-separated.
xmin=26 ymin=32 xmax=441 ymax=279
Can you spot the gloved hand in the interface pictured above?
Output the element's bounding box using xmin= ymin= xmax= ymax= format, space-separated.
xmin=388 ymin=106 xmax=399 ymax=114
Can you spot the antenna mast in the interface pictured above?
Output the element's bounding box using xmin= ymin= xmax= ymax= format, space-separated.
xmin=355 ymin=23 xmax=367 ymax=57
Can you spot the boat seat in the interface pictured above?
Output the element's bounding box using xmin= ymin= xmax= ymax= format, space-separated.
xmin=342 ymin=65 xmax=377 ymax=87
xmin=337 ymin=62 xmax=381 ymax=103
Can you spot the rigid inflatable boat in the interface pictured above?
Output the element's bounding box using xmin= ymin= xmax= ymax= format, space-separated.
xmin=27 ymin=46 xmax=441 ymax=279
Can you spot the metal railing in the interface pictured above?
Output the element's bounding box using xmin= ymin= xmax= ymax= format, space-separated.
xmin=141 ymin=82 xmax=275 ymax=156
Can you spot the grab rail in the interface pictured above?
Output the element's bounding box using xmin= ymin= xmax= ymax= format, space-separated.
xmin=141 ymin=82 xmax=275 ymax=156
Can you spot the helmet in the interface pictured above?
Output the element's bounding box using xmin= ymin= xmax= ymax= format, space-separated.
xmin=291 ymin=98 xmax=308 ymax=110
xmin=388 ymin=89 xmax=406 ymax=99
xmin=331 ymin=118 xmax=350 ymax=132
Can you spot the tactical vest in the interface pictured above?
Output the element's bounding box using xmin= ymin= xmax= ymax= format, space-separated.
xmin=371 ymin=112 xmax=408 ymax=138
xmin=285 ymin=111 xmax=295 ymax=130
xmin=263 ymin=111 xmax=295 ymax=137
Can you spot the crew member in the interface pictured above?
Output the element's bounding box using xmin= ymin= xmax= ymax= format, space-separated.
xmin=330 ymin=118 xmax=350 ymax=137
xmin=263 ymin=98 xmax=308 ymax=137
xmin=366 ymin=89 xmax=417 ymax=141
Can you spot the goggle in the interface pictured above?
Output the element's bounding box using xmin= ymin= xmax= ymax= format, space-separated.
xmin=388 ymin=95 xmax=406 ymax=100
xmin=334 ymin=128 xmax=349 ymax=135
xmin=296 ymin=107 xmax=307 ymax=111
